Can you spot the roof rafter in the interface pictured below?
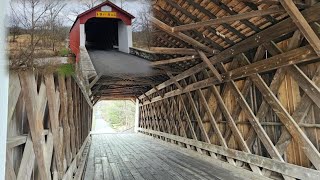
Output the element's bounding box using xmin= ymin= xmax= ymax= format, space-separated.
xmin=172 ymin=7 xmax=285 ymax=32
xmin=280 ymin=0 xmax=320 ymax=56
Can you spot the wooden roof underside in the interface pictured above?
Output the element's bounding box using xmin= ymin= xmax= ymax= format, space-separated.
xmin=151 ymin=0 xmax=290 ymax=71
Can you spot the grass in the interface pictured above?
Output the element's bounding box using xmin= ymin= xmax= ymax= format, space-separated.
xmin=57 ymin=64 xmax=75 ymax=76
xmin=58 ymin=47 xmax=69 ymax=57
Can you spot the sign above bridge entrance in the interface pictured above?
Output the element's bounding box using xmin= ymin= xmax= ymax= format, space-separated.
xmin=96 ymin=11 xmax=117 ymax=18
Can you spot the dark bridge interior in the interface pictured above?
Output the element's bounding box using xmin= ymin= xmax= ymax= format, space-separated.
xmin=85 ymin=18 xmax=119 ymax=50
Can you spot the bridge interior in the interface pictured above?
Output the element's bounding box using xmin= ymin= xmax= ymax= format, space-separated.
xmin=5 ymin=0 xmax=320 ymax=180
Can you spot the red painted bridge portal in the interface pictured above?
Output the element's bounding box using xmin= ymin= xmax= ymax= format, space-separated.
xmin=69 ymin=1 xmax=134 ymax=61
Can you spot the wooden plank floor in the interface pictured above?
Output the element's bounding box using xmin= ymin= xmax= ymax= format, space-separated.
xmin=84 ymin=134 xmax=268 ymax=180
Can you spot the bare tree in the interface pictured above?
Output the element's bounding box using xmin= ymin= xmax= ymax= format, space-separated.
xmin=67 ymin=0 xmax=104 ymax=23
xmin=8 ymin=14 xmax=21 ymax=42
xmin=9 ymin=0 xmax=67 ymax=67
xmin=79 ymin=0 xmax=105 ymax=9
xmin=132 ymin=1 xmax=153 ymax=48
xmin=46 ymin=0 xmax=67 ymax=51
xmin=10 ymin=0 xmax=53 ymax=66
xmin=110 ymin=0 xmax=127 ymax=8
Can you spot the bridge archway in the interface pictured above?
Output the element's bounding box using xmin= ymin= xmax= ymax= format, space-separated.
xmin=85 ymin=17 xmax=120 ymax=50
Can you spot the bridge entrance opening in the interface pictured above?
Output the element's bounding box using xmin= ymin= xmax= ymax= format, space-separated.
xmin=85 ymin=18 xmax=119 ymax=50
xmin=92 ymin=100 xmax=138 ymax=134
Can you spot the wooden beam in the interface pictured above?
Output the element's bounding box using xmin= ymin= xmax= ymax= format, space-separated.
xmin=218 ymin=64 xmax=293 ymax=179
xmin=178 ymin=95 xmax=202 ymax=150
xmin=245 ymin=31 xmax=303 ymax=148
xmin=251 ymin=74 xmax=320 ymax=169
xmin=149 ymin=47 xmax=200 ymax=55
xmin=226 ymin=45 xmax=318 ymax=80
xmin=142 ymin=92 xmax=151 ymax=102
xmin=197 ymin=50 xmax=222 ymax=82
xmin=141 ymin=45 xmax=318 ymax=105
xmin=100 ymin=96 xmax=136 ymax=101
xmin=97 ymin=80 xmax=156 ymax=86
xmin=275 ymin=66 xmax=320 ymax=155
xmin=58 ymin=75 xmax=72 ymax=166
xmin=16 ymin=135 xmax=34 ymax=180
xmin=171 ymin=98 xmax=189 ymax=139
xmin=184 ymin=90 xmax=212 ymax=144
xmin=6 ymin=136 xmax=27 ymax=149
xmin=208 ymin=76 xmax=262 ymax=174
xmin=160 ymin=99 xmax=179 ymax=135
xmin=67 ymin=77 xmax=76 ymax=158
xmin=7 ymin=73 xmax=21 ymax=124
xmin=150 ymin=17 xmax=217 ymax=54
xmin=44 ymin=74 xmax=64 ymax=178
xmin=19 ymin=71 xmax=51 ymax=180
xmin=186 ymin=0 xmax=261 ymax=34
xmin=189 ymin=75 xmax=236 ymax=164
xmin=238 ymin=0 xmax=280 ymax=5
xmin=89 ymin=73 xmax=102 ymax=89
xmin=45 ymin=132 xmax=53 ymax=175
xmin=166 ymin=71 xmax=183 ymax=90
xmin=62 ymin=135 xmax=90 ymax=180
xmin=151 ymin=55 xmax=198 ymax=66
xmin=152 ymin=85 xmax=164 ymax=98
xmin=5 ymin=151 xmax=16 ymax=180
xmin=287 ymin=65 xmax=320 ymax=108
xmin=73 ymin=138 xmax=91 ymax=180
xmin=172 ymin=7 xmax=285 ymax=32
xmin=154 ymin=5 xmax=224 ymax=50
xmin=280 ymin=0 xmax=320 ymax=56
xmin=163 ymin=0 xmax=242 ymax=44
xmin=90 ymin=84 xmax=102 ymax=98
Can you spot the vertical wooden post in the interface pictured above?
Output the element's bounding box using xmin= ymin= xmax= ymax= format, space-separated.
xmin=67 ymin=77 xmax=76 ymax=158
xmin=58 ymin=75 xmax=72 ymax=166
xmin=44 ymin=74 xmax=64 ymax=178
xmin=134 ymin=99 xmax=140 ymax=133
xmin=73 ymin=83 xmax=79 ymax=151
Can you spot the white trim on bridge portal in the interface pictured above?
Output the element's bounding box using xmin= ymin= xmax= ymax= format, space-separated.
xmin=80 ymin=24 xmax=86 ymax=47
xmin=118 ymin=21 xmax=133 ymax=53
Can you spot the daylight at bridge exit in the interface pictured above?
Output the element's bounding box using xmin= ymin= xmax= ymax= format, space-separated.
xmin=2 ymin=0 xmax=320 ymax=179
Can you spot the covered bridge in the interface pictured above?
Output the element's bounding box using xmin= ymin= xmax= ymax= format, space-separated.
xmin=4 ymin=0 xmax=320 ymax=180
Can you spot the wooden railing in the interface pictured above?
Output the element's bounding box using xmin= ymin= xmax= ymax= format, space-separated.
xmin=6 ymin=70 xmax=93 ymax=180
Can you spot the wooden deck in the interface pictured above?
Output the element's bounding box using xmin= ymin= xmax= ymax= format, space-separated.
xmin=84 ymin=134 xmax=268 ymax=180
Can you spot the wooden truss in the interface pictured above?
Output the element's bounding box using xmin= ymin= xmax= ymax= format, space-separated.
xmin=139 ymin=1 xmax=320 ymax=179
xmin=6 ymin=71 xmax=92 ymax=180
